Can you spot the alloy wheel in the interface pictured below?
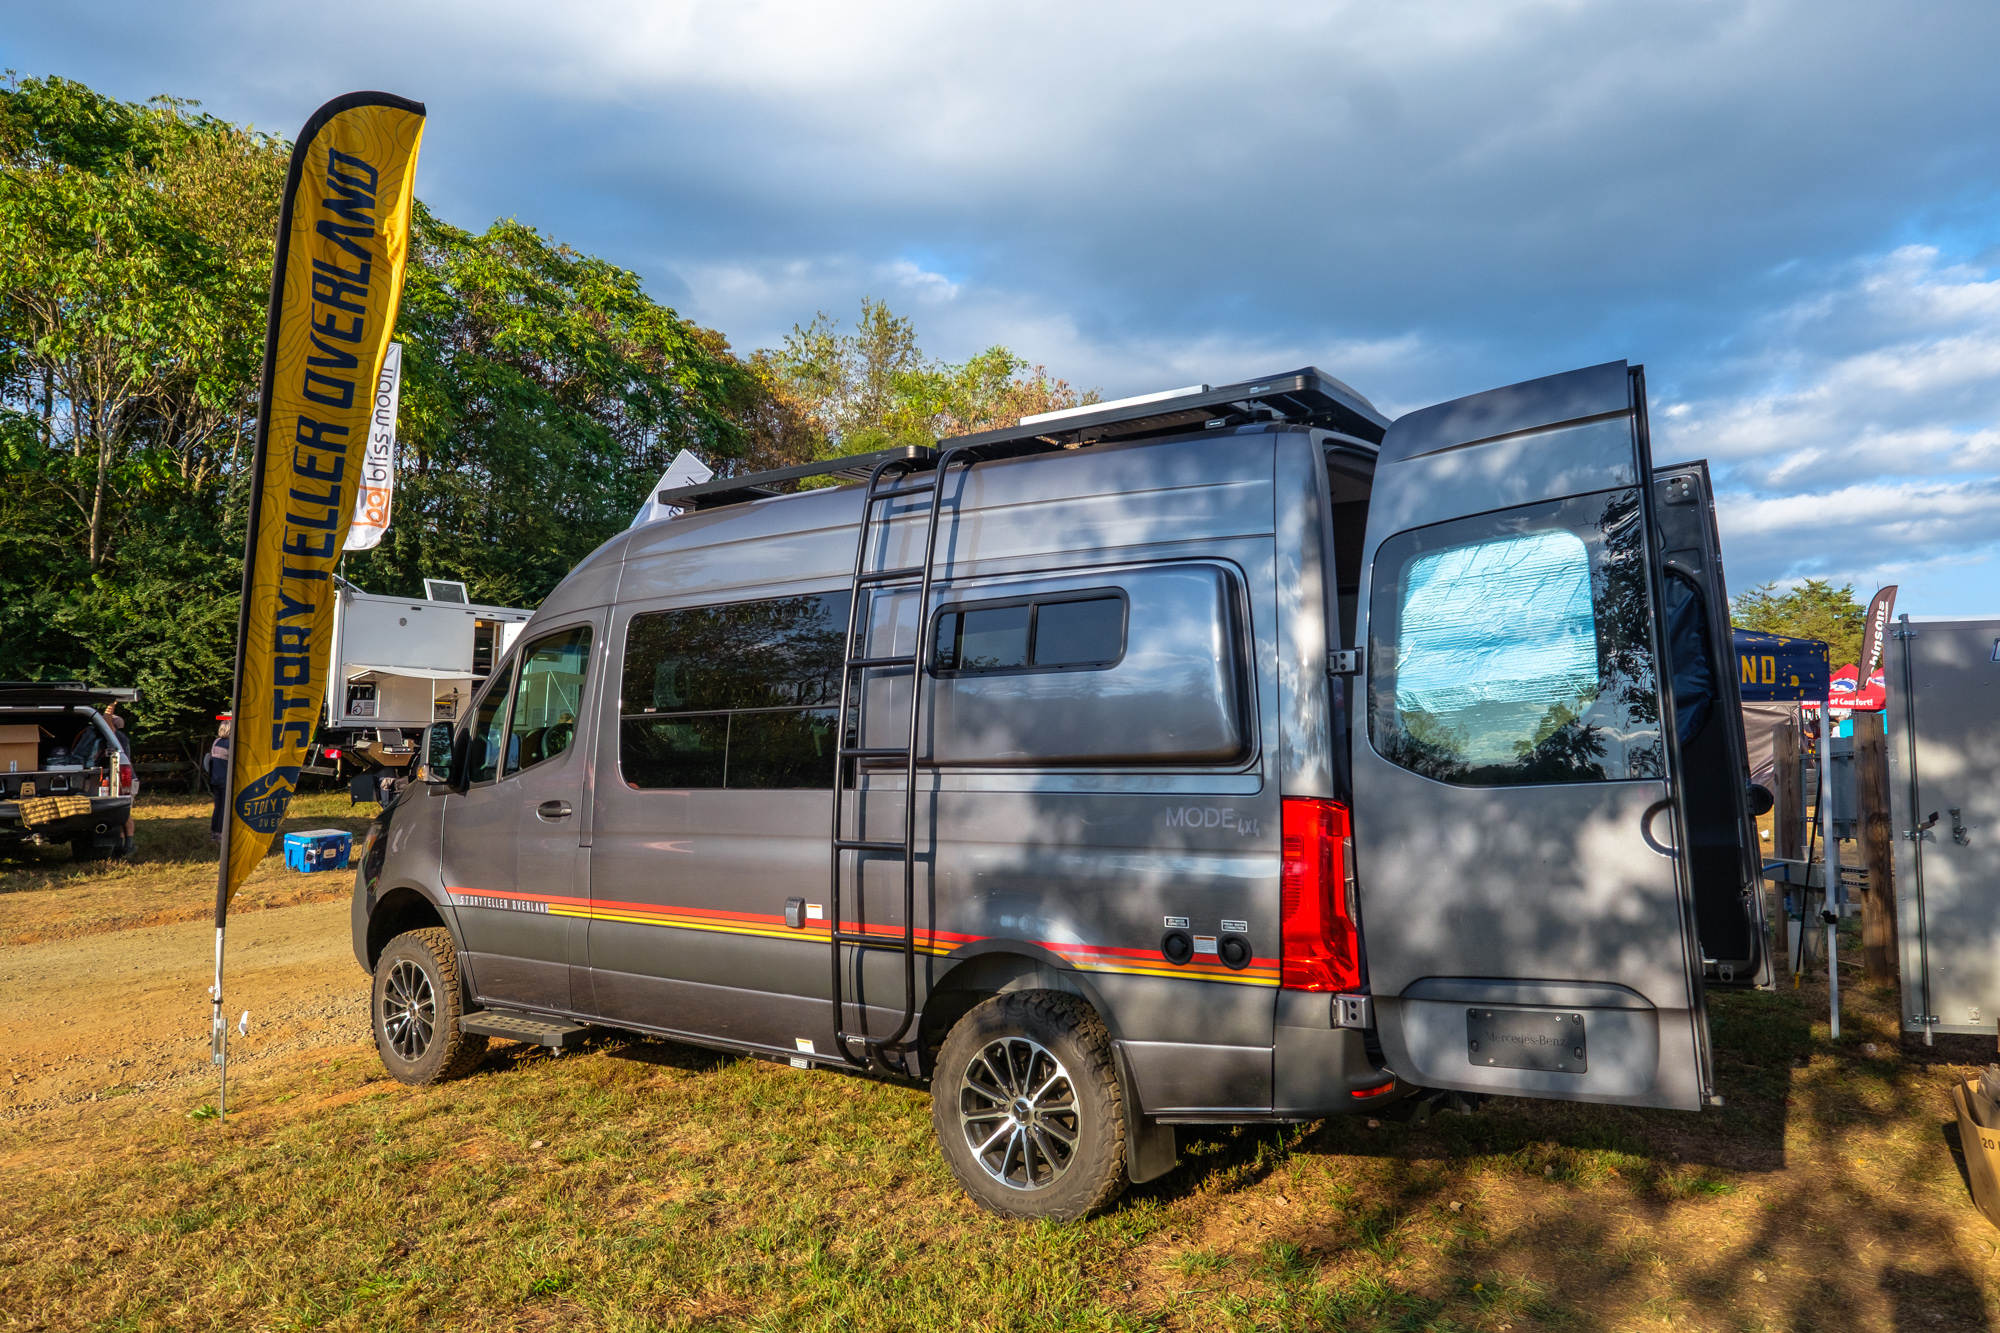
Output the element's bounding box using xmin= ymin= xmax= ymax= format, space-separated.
xmin=381 ymin=958 xmax=437 ymax=1062
xmin=957 ymin=1036 xmax=1079 ymax=1191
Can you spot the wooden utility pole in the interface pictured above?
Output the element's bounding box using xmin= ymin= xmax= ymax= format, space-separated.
xmin=1853 ymin=712 xmax=1898 ymax=981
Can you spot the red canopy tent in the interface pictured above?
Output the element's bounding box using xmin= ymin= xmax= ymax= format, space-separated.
xmin=1802 ymin=663 xmax=1886 ymax=713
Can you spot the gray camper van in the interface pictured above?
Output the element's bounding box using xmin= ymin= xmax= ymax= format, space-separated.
xmin=350 ymin=361 xmax=1767 ymax=1219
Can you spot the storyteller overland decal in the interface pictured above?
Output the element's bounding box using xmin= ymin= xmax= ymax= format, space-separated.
xmin=234 ymin=767 xmax=303 ymax=836
xmin=209 ymin=91 xmax=426 ymax=1122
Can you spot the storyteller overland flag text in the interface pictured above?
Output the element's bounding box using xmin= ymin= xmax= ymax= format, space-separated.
xmin=211 ymin=93 xmax=426 ymax=1116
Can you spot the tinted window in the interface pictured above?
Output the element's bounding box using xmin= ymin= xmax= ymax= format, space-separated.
xmin=1033 ymin=597 xmax=1123 ymax=666
xmin=621 ymin=713 xmax=727 ymax=789
xmin=725 ymin=709 xmax=839 ymax=788
xmin=1368 ymin=489 xmax=1661 ymax=786
xmin=468 ymin=662 xmax=513 ymax=785
xmin=937 ymin=605 xmax=1028 ymax=670
xmin=624 ymin=592 xmax=849 ymax=713
xmin=505 ymin=626 xmax=592 ymax=776
xmin=620 ymin=593 xmax=849 ymax=790
xmin=933 ymin=591 xmax=1126 ymax=674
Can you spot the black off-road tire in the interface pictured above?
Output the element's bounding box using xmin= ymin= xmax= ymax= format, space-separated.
xmin=372 ymin=928 xmax=489 ymax=1085
xmin=931 ymin=990 xmax=1128 ymax=1221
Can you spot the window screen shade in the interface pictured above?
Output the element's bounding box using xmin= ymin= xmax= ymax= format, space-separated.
xmin=1368 ymin=489 xmax=1662 ymax=786
xmin=1397 ymin=532 xmax=1597 ymax=725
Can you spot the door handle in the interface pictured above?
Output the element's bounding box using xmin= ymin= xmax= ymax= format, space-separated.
xmin=1641 ymin=799 xmax=1678 ymax=858
xmin=536 ymin=800 xmax=573 ymax=821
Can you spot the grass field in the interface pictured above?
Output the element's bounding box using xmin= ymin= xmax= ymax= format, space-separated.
xmin=0 ymin=790 xmax=373 ymax=945
xmin=5 ymin=797 xmax=2000 ymax=1330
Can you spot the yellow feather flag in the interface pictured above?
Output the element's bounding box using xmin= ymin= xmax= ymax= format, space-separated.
xmin=209 ymin=93 xmax=425 ymax=1114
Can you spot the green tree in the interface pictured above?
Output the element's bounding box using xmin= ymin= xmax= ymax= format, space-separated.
xmin=343 ymin=206 xmax=753 ymax=608
xmin=1731 ymin=579 xmax=1867 ymax=666
xmin=0 ymin=76 xmax=283 ymax=750
xmin=0 ymin=76 xmax=755 ymax=751
xmin=765 ymin=298 xmax=1096 ymax=462
xmin=0 ymin=77 xmax=1095 ymax=758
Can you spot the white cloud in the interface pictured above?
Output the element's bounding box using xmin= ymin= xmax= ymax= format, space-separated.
xmin=14 ymin=0 xmax=2000 ymax=613
xmin=1660 ymin=246 xmax=2000 ymax=611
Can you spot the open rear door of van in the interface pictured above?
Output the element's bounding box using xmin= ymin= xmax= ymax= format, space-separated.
xmin=1650 ymin=458 xmax=1773 ymax=990
xmin=1351 ymin=361 xmax=1717 ymax=1110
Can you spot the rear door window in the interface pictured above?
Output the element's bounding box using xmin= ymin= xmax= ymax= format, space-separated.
xmin=1367 ymin=489 xmax=1661 ymax=785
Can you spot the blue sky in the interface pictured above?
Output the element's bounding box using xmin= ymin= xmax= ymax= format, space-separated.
xmin=9 ymin=0 xmax=2000 ymax=613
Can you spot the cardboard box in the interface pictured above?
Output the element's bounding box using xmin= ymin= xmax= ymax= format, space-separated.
xmin=0 ymin=724 xmax=41 ymax=775
xmin=1953 ymin=1079 xmax=2000 ymax=1230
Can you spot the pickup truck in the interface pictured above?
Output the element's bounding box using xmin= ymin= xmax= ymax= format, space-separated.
xmin=0 ymin=684 xmax=137 ymax=860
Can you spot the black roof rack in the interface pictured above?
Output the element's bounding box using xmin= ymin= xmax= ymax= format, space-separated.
xmin=947 ymin=366 xmax=1390 ymax=453
xmin=658 ymin=445 xmax=937 ymax=512
xmin=655 ymin=367 xmax=1391 ymax=514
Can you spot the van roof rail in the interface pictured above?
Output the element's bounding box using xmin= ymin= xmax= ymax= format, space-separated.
xmin=656 ymin=367 xmax=1391 ymax=513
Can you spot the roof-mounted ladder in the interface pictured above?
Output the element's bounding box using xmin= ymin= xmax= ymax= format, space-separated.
xmin=825 ymin=446 xmax=953 ymax=1073
xmin=824 ymin=436 xmax=1084 ymax=1073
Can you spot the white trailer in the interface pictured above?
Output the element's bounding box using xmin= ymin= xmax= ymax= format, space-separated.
xmin=323 ymin=578 xmax=533 ymax=747
xmin=1889 ymin=613 xmax=2000 ymax=1044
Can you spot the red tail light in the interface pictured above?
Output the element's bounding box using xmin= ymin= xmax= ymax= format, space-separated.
xmin=1280 ymin=797 xmax=1361 ymax=992
xmin=119 ymin=760 xmax=133 ymax=792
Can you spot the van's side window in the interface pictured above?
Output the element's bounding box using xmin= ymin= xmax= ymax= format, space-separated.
xmin=468 ymin=661 xmax=514 ymax=786
xmin=932 ymin=592 xmax=1126 ymax=674
xmin=504 ymin=626 xmax=592 ymax=777
xmin=1367 ymin=488 xmax=1662 ymax=786
xmin=620 ymin=592 xmax=851 ymax=789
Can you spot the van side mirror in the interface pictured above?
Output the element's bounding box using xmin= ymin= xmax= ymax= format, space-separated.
xmin=419 ymin=722 xmax=455 ymax=786
xmin=1746 ymin=783 xmax=1774 ymax=817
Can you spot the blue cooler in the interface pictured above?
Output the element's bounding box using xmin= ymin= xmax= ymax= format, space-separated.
xmin=284 ymin=828 xmax=352 ymax=873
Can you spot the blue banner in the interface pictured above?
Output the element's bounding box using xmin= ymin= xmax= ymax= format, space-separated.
xmin=1732 ymin=628 xmax=1829 ymax=702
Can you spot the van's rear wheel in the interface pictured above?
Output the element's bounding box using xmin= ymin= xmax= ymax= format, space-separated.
xmin=931 ymin=991 xmax=1127 ymax=1221
xmin=372 ymin=928 xmax=488 ymax=1085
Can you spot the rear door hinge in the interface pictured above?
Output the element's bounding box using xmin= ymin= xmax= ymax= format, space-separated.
xmin=1329 ymin=649 xmax=1363 ymax=676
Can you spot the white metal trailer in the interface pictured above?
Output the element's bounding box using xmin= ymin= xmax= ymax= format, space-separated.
xmin=325 ymin=579 xmax=533 ymax=741
xmin=1889 ymin=613 xmax=2000 ymax=1041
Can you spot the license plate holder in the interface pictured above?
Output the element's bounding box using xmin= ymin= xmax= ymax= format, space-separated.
xmin=1466 ymin=1008 xmax=1587 ymax=1074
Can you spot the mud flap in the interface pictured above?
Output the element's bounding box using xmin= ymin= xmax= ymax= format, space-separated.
xmin=1115 ymin=1041 xmax=1180 ymax=1183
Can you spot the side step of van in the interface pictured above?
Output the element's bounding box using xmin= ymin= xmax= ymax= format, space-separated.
xmin=461 ymin=1010 xmax=591 ymax=1049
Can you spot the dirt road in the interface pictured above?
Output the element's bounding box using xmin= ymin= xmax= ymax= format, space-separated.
xmin=0 ymin=896 xmax=368 ymax=1118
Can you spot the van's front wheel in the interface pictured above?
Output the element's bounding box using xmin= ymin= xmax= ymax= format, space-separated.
xmin=372 ymin=928 xmax=488 ymax=1085
xmin=931 ymin=991 xmax=1127 ymax=1221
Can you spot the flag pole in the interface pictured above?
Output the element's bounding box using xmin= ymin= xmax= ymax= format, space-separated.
xmin=207 ymin=93 xmax=427 ymax=1125
xmin=1818 ymin=694 xmax=1839 ymax=1041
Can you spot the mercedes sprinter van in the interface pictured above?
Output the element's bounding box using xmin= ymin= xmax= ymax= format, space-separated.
xmin=350 ymin=361 xmax=1767 ymax=1220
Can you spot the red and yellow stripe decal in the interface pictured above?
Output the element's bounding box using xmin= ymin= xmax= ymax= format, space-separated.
xmin=1044 ymin=938 xmax=1280 ymax=987
xmin=446 ymin=887 xmax=1280 ymax=987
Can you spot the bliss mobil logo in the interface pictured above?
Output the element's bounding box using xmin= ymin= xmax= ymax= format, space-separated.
xmin=235 ymin=768 xmax=301 ymax=835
